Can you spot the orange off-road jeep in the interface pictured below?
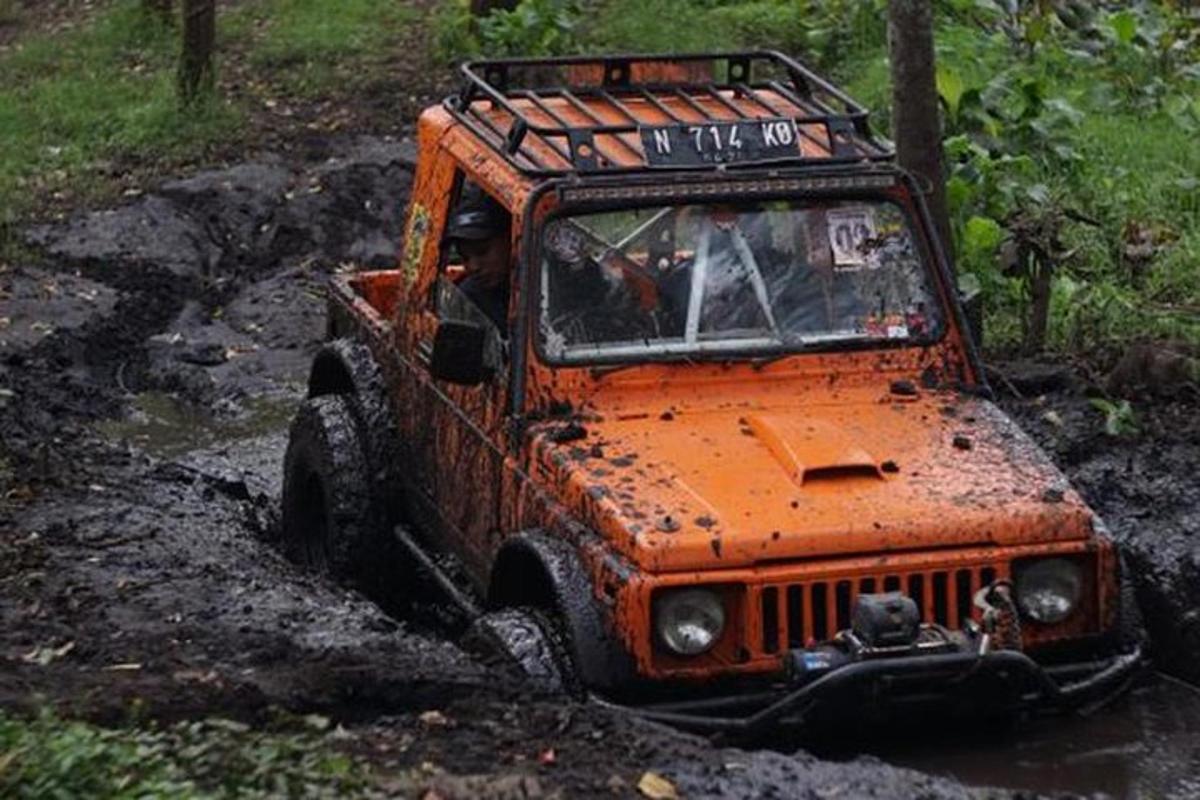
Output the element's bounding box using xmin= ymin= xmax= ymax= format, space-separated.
xmin=282 ymin=52 xmax=1143 ymax=732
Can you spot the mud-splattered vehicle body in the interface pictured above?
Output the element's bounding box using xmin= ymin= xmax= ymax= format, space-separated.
xmin=285 ymin=52 xmax=1142 ymax=732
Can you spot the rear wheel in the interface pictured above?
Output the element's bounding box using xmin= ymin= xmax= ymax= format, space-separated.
xmin=282 ymin=395 xmax=385 ymax=583
xmin=461 ymin=607 xmax=580 ymax=695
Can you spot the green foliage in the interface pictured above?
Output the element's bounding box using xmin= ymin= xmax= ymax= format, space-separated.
xmin=436 ymin=0 xmax=886 ymax=64
xmin=433 ymin=0 xmax=483 ymax=62
xmin=0 ymin=709 xmax=379 ymax=799
xmin=1089 ymin=397 xmax=1139 ymax=437
xmin=433 ymin=0 xmax=585 ymax=62
xmin=921 ymin=6 xmax=1200 ymax=353
xmin=477 ymin=0 xmax=584 ymax=57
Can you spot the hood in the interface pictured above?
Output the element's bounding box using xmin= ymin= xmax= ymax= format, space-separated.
xmin=528 ymin=389 xmax=1092 ymax=573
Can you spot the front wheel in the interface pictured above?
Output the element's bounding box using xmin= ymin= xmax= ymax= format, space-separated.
xmin=461 ymin=607 xmax=580 ymax=696
xmin=281 ymin=395 xmax=384 ymax=582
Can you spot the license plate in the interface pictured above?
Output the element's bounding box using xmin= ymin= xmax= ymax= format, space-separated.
xmin=640 ymin=118 xmax=802 ymax=166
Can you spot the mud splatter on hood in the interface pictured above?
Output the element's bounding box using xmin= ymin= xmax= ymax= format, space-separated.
xmin=529 ymin=388 xmax=1094 ymax=573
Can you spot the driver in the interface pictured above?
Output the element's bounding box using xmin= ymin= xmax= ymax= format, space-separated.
xmin=446 ymin=189 xmax=512 ymax=330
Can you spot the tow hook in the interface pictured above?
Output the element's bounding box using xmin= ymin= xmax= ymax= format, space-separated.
xmin=974 ymin=580 xmax=1022 ymax=652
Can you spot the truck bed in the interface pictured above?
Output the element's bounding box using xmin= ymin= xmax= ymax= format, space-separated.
xmin=327 ymin=269 xmax=402 ymax=340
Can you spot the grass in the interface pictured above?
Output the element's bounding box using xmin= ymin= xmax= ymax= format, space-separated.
xmin=0 ymin=709 xmax=393 ymax=799
xmin=0 ymin=0 xmax=20 ymax=26
xmin=222 ymin=0 xmax=415 ymax=96
xmin=0 ymin=0 xmax=416 ymax=240
xmin=0 ymin=1 xmax=241 ymax=229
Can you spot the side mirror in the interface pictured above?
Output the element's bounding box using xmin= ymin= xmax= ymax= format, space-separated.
xmin=430 ymin=320 xmax=493 ymax=385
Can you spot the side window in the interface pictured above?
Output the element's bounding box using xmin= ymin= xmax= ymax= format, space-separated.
xmin=433 ymin=173 xmax=514 ymax=340
xmin=434 ymin=173 xmax=512 ymax=372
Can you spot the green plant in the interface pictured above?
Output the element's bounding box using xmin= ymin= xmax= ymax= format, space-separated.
xmin=433 ymin=0 xmax=483 ymax=63
xmin=476 ymin=0 xmax=583 ymax=57
xmin=1089 ymin=397 xmax=1139 ymax=437
xmin=0 ymin=709 xmax=379 ymax=799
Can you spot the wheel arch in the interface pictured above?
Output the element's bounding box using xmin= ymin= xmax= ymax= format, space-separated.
xmin=489 ymin=531 xmax=635 ymax=690
xmin=308 ymin=338 xmax=366 ymax=399
xmin=305 ymin=337 xmax=403 ymax=519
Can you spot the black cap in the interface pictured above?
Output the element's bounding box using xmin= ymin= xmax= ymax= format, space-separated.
xmin=446 ymin=190 xmax=509 ymax=241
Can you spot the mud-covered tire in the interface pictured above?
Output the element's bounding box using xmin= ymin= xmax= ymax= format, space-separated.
xmin=461 ymin=607 xmax=580 ymax=696
xmin=281 ymin=395 xmax=384 ymax=582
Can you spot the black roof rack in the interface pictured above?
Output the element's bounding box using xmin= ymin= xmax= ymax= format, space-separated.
xmin=444 ymin=51 xmax=894 ymax=177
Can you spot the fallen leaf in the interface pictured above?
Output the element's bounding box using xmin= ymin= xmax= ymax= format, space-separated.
xmin=6 ymin=485 xmax=35 ymax=502
xmin=22 ymin=640 xmax=75 ymax=665
xmin=207 ymin=718 xmax=250 ymax=734
xmin=303 ymin=713 xmax=330 ymax=731
xmin=1041 ymin=410 xmax=1064 ymax=428
xmin=173 ymin=669 xmax=221 ymax=684
xmin=637 ymin=771 xmax=678 ymax=800
xmin=419 ymin=710 xmax=449 ymax=727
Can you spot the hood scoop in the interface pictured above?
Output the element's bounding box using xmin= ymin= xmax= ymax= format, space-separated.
xmin=744 ymin=413 xmax=884 ymax=488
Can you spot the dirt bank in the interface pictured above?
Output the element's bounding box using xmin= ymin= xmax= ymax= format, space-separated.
xmin=996 ymin=363 xmax=1200 ymax=687
xmin=1 ymin=140 xmax=1034 ymax=798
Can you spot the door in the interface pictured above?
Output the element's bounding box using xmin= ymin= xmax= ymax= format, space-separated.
xmin=411 ymin=171 xmax=514 ymax=585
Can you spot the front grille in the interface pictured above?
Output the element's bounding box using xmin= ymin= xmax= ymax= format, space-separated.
xmin=759 ymin=566 xmax=1000 ymax=653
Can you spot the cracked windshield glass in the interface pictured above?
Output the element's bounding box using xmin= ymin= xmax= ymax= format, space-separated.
xmin=538 ymin=199 xmax=945 ymax=362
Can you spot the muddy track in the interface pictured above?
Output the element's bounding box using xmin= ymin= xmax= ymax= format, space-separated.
xmin=2 ymin=139 xmax=1198 ymax=798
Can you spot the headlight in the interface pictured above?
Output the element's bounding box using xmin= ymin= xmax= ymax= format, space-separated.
xmin=1015 ymin=558 xmax=1083 ymax=624
xmin=654 ymin=588 xmax=726 ymax=656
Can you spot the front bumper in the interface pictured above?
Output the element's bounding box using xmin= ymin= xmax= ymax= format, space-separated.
xmin=606 ymin=636 xmax=1144 ymax=735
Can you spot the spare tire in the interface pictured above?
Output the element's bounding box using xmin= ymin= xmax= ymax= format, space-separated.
xmin=281 ymin=394 xmax=384 ymax=582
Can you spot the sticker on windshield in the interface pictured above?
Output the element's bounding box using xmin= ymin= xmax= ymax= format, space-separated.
xmin=402 ymin=203 xmax=431 ymax=287
xmin=866 ymin=313 xmax=910 ymax=339
xmin=826 ymin=208 xmax=878 ymax=270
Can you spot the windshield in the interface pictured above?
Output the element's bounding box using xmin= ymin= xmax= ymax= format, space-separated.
xmin=537 ymin=199 xmax=946 ymax=363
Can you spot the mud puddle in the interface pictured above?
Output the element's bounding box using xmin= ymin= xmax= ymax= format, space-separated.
xmin=809 ymin=673 xmax=1200 ymax=799
xmin=97 ymin=391 xmax=300 ymax=459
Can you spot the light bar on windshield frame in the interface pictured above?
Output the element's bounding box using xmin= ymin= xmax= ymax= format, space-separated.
xmin=558 ymin=174 xmax=897 ymax=205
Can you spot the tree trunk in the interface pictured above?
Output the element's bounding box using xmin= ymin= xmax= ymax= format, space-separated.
xmin=887 ymin=0 xmax=953 ymax=266
xmin=178 ymin=0 xmax=215 ymax=105
xmin=1025 ymin=255 xmax=1053 ymax=353
xmin=143 ymin=0 xmax=174 ymax=22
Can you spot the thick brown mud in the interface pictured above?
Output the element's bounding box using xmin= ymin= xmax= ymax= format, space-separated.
xmin=2 ymin=141 xmax=1197 ymax=798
